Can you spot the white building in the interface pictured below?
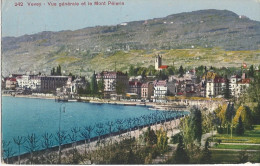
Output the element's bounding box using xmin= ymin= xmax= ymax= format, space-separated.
xmin=16 ymin=75 xmax=41 ymax=91
xmin=229 ymin=74 xmax=250 ymax=98
xmin=230 ymin=75 xmax=241 ymax=96
xmin=153 ymin=80 xmax=176 ymax=102
xmin=206 ymin=77 xmax=226 ymax=98
xmin=235 ymin=79 xmax=250 ymax=97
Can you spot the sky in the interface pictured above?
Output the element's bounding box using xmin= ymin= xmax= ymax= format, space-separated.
xmin=1 ymin=0 xmax=260 ymax=37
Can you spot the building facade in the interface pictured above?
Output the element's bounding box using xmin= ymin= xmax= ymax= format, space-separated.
xmin=128 ymin=81 xmax=142 ymax=98
xmin=5 ymin=78 xmax=17 ymax=89
xmin=141 ymin=82 xmax=154 ymax=100
xmin=96 ymin=71 xmax=128 ymax=97
xmin=40 ymin=76 xmax=72 ymax=92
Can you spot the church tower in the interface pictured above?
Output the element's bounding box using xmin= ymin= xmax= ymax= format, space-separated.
xmin=155 ymin=54 xmax=162 ymax=70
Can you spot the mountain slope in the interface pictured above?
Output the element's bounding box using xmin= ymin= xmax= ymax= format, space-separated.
xmin=2 ymin=9 xmax=260 ymax=76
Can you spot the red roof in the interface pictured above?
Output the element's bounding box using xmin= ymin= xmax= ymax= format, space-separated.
xmin=177 ymin=92 xmax=183 ymax=95
xmin=159 ymin=65 xmax=169 ymax=69
xmin=238 ymin=78 xmax=250 ymax=84
xmin=214 ymin=77 xmax=226 ymax=83
xmin=129 ymin=81 xmax=142 ymax=86
xmin=6 ymin=78 xmax=16 ymax=81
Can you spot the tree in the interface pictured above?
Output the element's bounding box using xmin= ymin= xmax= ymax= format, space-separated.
xmin=225 ymin=103 xmax=235 ymax=135
xmin=80 ymin=127 xmax=91 ymax=156
xmin=69 ymin=127 xmax=80 ymax=149
xmin=41 ymin=132 xmax=53 ymax=150
xmin=248 ymin=71 xmax=260 ymax=103
xmin=90 ymin=71 xmax=98 ymax=95
xmin=116 ymin=119 xmax=125 ymax=138
xmin=189 ymin=107 xmax=202 ymax=143
xmin=233 ymin=106 xmax=253 ymax=130
xmin=2 ymin=140 xmax=15 ymax=164
xmin=97 ymin=72 xmax=104 ymax=96
xmin=224 ymin=75 xmax=230 ymax=99
xmin=143 ymin=127 xmax=157 ymax=146
xmin=235 ymin=116 xmax=244 ymax=135
xmin=173 ymin=135 xmax=189 ymax=164
xmin=126 ymin=118 xmax=133 ymax=138
xmin=129 ymin=65 xmax=135 ymax=76
xmin=156 ymin=128 xmax=168 ymax=152
xmin=253 ymin=102 xmax=260 ymax=124
xmin=248 ymin=65 xmax=254 ymax=78
xmin=55 ymin=130 xmax=67 ymax=163
xmin=24 ymin=133 xmax=39 ymax=164
xmin=179 ymin=65 xmax=184 ymax=77
xmin=84 ymin=125 xmax=95 ymax=151
xmin=51 ymin=67 xmax=55 ymax=76
xmin=200 ymin=139 xmax=211 ymax=163
xmin=13 ymin=136 xmax=26 ymax=164
xmin=116 ymin=81 xmax=126 ymax=95
xmin=95 ymin=123 xmax=104 ymax=142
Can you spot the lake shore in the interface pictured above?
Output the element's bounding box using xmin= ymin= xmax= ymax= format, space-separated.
xmin=2 ymin=94 xmax=189 ymax=112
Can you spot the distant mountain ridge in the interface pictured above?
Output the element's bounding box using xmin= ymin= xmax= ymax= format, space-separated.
xmin=2 ymin=9 xmax=260 ymax=76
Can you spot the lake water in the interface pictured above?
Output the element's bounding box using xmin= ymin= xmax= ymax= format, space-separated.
xmin=2 ymin=96 xmax=187 ymax=157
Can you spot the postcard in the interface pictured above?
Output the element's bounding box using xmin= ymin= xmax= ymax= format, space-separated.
xmin=1 ymin=0 xmax=260 ymax=164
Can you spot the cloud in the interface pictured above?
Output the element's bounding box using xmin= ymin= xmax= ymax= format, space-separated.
xmin=254 ymin=0 xmax=260 ymax=3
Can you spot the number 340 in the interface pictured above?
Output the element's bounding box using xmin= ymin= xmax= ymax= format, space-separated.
xmin=15 ymin=2 xmax=23 ymax=6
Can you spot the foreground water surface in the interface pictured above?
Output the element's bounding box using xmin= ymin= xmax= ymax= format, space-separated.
xmin=2 ymin=96 xmax=187 ymax=157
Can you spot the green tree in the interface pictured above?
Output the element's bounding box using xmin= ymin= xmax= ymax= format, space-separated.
xmin=174 ymin=135 xmax=189 ymax=164
xmin=200 ymin=139 xmax=211 ymax=163
xmin=179 ymin=65 xmax=184 ymax=77
xmin=189 ymin=107 xmax=202 ymax=143
xmin=235 ymin=116 xmax=244 ymax=135
xmin=224 ymin=75 xmax=230 ymax=99
xmin=253 ymin=102 xmax=260 ymax=124
xmin=248 ymin=65 xmax=254 ymax=78
xmin=97 ymin=72 xmax=104 ymax=96
xmin=143 ymin=127 xmax=157 ymax=146
xmin=90 ymin=71 xmax=98 ymax=95
xmin=233 ymin=105 xmax=253 ymax=130
xmin=51 ymin=67 xmax=55 ymax=75
xmin=116 ymin=81 xmax=126 ymax=95
xmin=248 ymin=71 xmax=260 ymax=103
xmin=129 ymin=65 xmax=135 ymax=76
xmin=156 ymin=128 xmax=168 ymax=152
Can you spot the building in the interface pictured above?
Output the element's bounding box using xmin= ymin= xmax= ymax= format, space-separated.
xmin=40 ymin=76 xmax=72 ymax=92
xmin=96 ymin=71 xmax=128 ymax=97
xmin=229 ymin=74 xmax=250 ymax=98
xmin=153 ymin=80 xmax=167 ymax=101
xmin=230 ymin=75 xmax=241 ymax=96
xmin=206 ymin=76 xmax=226 ymax=98
xmin=235 ymin=78 xmax=250 ymax=97
xmin=155 ymin=54 xmax=168 ymax=71
xmin=141 ymin=82 xmax=154 ymax=100
xmin=153 ymin=80 xmax=175 ymax=102
xmin=128 ymin=81 xmax=142 ymax=98
xmin=16 ymin=75 xmax=41 ymax=91
xmin=69 ymin=77 xmax=87 ymax=94
xmin=5 ymin=78 xmax=17 ymax=89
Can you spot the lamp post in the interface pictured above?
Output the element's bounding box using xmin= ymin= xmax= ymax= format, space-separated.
xmin=58 ymin=103 xmax=66 ymax=164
